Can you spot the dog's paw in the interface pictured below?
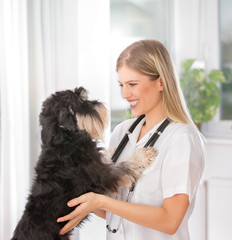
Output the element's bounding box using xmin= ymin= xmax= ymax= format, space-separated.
xmin=115 ymin=147 xmax=157 ymax=188
xmin=133 ymin=147 xmax=157 ymax=170
xmin=101 ymin=149 xmax=115 ymax=164
xmin=125 ymin=147 xmax=157 ymax=180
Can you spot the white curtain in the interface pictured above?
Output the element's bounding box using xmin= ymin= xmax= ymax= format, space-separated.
xmin=0 ymin=0 xmax=79 ymax=239
xmin=0 ymin=1 xmax=30 ymax=239
xmin=28 ymin=0 xmax=79 ymax=172
xmin=0 ymin=0 xmax=110 ymax=239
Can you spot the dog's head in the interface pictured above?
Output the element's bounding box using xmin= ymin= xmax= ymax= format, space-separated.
xmin=39 ymin=87 xmax=108 ymax=145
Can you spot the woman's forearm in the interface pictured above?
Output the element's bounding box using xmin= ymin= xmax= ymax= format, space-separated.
xmin=92 ymin=209 xmax=106 ymax=219
xmin=99 ymin=193 xmax=189 ymax=235
xmin=57 ymin=192 xmax=189 ymax=236
xmin=100 ymin=195 xmax=170 ymax=233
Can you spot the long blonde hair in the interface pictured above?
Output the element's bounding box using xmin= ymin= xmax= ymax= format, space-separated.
xmin=116 ymin=39 xmax=194 ymax=126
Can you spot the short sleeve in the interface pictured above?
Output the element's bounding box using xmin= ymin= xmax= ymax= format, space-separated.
xmin=161 ymin=132 xmax=204 ymax=203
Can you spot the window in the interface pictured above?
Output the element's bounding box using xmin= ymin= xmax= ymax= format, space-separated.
xmin=110 ymin=0 xmax=173 ymax=130
xmin=220 ymin=0 xmax=232 ymax=120
xmin=201 ymin=0 xmax=232 ymax=139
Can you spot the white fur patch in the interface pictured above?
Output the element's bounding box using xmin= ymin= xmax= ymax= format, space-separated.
xmin=75 ymin=103 xmax=109 ymax=140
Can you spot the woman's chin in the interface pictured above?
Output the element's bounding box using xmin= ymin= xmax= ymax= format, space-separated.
xmin=131 ymin=110 xmax=143 ymax=117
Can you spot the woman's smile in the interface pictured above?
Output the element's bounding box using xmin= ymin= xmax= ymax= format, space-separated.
xmin=128 ymin=100 xmax=139 ymax=108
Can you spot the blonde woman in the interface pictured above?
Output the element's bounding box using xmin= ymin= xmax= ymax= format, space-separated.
xmin=57 ymin=39 xmax=205 ymax=240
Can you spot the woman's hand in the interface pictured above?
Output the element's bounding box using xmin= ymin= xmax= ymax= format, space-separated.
xmin=57 ymin=192 xmax=103 ymax=235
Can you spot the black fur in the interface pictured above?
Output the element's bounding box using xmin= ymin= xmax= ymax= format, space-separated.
xmin=11 ymin=87 xmax=134 ymax=240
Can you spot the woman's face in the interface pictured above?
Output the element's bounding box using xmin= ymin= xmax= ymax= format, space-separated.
xmin=118 ymin=65 xmax=163 ymax=117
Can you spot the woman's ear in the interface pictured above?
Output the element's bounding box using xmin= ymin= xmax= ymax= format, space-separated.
xmin=157 ymin=77 xmax=164 ymax=91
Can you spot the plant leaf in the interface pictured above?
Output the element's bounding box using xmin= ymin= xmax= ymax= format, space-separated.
xmin=209 ymin=70 xmax=226 ymax=83
xmin=182 ymin=59 xmax=195 ymax=71
xmin=180 ymin=59 xmax=224 ymax=124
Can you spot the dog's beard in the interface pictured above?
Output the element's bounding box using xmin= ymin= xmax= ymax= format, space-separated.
xmin=76 ymin=103 xmax=108 ymax=140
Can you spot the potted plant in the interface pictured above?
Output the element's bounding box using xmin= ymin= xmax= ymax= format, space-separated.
xmin=180 ymin=59 xmax=226 ymax=129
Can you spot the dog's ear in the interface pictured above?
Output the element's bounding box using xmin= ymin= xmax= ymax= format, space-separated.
xmin=75 ymin=87 xmax=88 ymax=101
xmin=58 ymin=107 xmax=76 ymax=131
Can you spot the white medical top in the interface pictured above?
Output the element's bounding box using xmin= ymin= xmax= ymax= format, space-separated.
xmin=106 ymin=117 xmax=205 ymax=240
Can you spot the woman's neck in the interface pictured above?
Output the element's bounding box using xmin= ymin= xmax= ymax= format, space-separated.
xmin=143 ymin=112 xmax=166 ymax=132
xmin=137 ymin=112 xmax=166 ymax=142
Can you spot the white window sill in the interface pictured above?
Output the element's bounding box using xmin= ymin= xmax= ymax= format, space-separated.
xmin=202 ymin=121 xmax=232 ymax=140
xmin=206 ymin=138 xmax=232 ymax=146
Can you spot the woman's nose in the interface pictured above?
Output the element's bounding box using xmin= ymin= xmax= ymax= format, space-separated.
xmin=121 ymin=86 xmax=131 ymax=99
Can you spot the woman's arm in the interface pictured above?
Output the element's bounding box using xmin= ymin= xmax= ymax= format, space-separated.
xmin=92 ymin=209 xmax=106 ymax=219
xmin=57 ymin=192 xmax=189 ymax=235
xmin=102 ymin=193 xmax=189 ymax=234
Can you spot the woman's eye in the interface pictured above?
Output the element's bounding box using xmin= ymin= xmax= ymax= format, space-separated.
xmin=129 ymin=83 xmax=137 ymax=86
xmin=118 ymin=82 xmax=137 ymax=87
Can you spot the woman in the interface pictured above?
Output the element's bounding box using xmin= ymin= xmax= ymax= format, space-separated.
xmin=57 ymin=39 xmax=205 ymax=239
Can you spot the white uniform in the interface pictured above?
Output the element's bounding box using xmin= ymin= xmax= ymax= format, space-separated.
xmin=106 ymin=117 xmax=205 ymax=240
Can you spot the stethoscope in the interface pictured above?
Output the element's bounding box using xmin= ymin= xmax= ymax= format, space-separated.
xmin=106 ymin=114 xmax=170 ymax=234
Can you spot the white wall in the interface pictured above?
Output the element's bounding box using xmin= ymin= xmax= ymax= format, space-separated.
xmin=189 ymin=139 xmax=232 ymax=240
xmin=204 ymin=139 xmax=232 ymax=180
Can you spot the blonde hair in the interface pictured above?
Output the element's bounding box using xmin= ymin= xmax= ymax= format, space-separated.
xmin=117 ymin=39 xmax=194 ymax=126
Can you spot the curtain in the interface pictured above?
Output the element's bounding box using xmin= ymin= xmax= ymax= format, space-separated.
xmin=0 ymin=0 xmax=79 ymax=239
xmin=0 ymin=0 xmax=110 ymax=239
xmin=0 ymin=0 xmax=30 ymax=239
xmin=28 ymin=0 xmax=79 ymax=173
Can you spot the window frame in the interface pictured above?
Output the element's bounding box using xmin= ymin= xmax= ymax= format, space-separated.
xmin=201 ymin=0 xmax=232 ymax=139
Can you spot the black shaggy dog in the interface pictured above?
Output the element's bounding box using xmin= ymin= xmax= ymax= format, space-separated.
xmin=11 ymin=87 xmax=156 ymax=240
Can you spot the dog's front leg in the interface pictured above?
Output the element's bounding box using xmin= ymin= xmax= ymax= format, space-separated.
xmin=116 ymin=147 xmax=157 ymax=189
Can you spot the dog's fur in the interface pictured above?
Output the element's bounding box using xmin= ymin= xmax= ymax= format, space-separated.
xmin=11 ymin=87 xmax=156 ymax=240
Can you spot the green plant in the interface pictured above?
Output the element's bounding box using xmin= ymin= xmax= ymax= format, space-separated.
xmin=123 ymin=108 xmax=133 ymax=120
xmin=180 ymin=59 xmax=226 ymax=124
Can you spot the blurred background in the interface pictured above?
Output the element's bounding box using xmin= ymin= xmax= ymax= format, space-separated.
xmin=0 ymin=0 xmax=232 ymax=239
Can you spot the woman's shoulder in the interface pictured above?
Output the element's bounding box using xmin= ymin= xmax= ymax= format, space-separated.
xmin=162 ymin=121 xmax=205 ymax=151
xmin=167 ymin=121 xmax=198 ymax=137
